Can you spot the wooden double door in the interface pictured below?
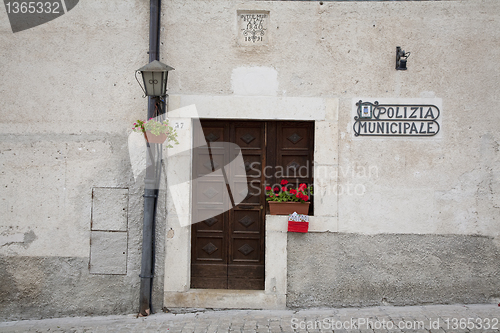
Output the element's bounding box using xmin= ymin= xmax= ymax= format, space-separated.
xmin=191 ymin=120 xmax=314 ymax=290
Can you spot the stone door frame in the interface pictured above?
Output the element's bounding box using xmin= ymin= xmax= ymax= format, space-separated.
xmin=163 ymin=95 xmax=336 ymax=309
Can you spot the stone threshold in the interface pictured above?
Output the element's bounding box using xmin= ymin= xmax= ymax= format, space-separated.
xmin=164 ymin=289 xmax=286 ymax=310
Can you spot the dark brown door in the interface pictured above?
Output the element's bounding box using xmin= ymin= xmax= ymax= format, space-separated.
xmin=191 ymin=120 xmax=314 ymax=290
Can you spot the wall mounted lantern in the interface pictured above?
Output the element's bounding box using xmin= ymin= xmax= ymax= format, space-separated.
xmin=396 ymin=46 xmax=410 ymax=70
xmin=136 ymin=60 xmax=175 ymax=97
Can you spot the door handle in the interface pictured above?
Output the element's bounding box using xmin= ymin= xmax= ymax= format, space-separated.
xmin=238 ymin=205 xmax=264 ymax=210
xmin=239 ymin=206 xmax=255 ymax=210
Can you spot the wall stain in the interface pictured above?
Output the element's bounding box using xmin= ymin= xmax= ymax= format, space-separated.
xmin=0 ymin=230 xmax=36 ymax=248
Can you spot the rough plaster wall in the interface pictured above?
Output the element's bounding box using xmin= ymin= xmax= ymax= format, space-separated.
xmin=0 ymin=0 xmax=166 ymax=320
xmin=0 ymin=257 xmax=136 ymax=320
xmin=287 ymin=233 xmax=500 ymax=308
xmin=163 ymin=0 xmax=500 ymax=237
xmin=0 ymin=0 xmax=498 ymax=318
xmin=163 ymin=0 xmax=500 ymax=306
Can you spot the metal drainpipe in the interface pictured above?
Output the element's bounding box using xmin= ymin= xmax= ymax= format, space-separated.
xmin=139 ymin=0 xmax=161 ymax=317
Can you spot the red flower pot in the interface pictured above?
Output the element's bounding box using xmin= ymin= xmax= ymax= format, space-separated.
xmin=288 ymin=221 xmax=309 ymax=233
xmin=268 ymin=201 xmax=310 ymax=215
xmin=145 ymin=131 xmax=167 ymax=144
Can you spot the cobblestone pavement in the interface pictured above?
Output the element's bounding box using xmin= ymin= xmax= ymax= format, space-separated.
xmin=0 ymin=304 xmax=499 ymax=333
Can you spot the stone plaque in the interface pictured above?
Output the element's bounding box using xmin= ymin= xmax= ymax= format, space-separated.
xmin=238 ymin=11 xmax=269 ymax=45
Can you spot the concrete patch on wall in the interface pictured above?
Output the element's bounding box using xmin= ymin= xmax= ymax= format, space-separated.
xmin=339 ymin=186 xmax=435 ymax=234
xmin=89 ymin=231 xmax=128 ymax=275
xmin=0 ymin=230 xmax=36 ymax=248
xmin=168 ymin=94 xmax=327 ymax=121
xmin=89 ymin=188 xmax=128 ymax=274
xmin=89 ymin=187 xmax=129 ymax=275
xmin=287 ymin=233 xmax=500 ymax=308
xmin=91 ymin=188 xmax=129 ymax=231
xmin=231 ymin=67 xmax=278 ymax=96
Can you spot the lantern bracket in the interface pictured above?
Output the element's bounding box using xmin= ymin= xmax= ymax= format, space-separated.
xmin=135 ymin=71 xmax=147 ymax=98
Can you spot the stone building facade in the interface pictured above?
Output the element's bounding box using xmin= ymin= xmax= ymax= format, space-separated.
xmin=0 ymin=0 xmax=499 ymax=320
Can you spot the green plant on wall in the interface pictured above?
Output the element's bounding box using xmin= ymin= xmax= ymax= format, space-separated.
xmin=132 ymin=118 xmax=179 ymax=148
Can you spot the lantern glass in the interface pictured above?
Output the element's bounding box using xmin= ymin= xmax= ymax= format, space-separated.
xmin=142 ymin=71 xmax=166 ymax=97
xmin=137 ymin=60 xmax=174 ymax=97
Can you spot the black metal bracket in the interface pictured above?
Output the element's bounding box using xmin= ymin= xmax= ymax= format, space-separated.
xmin=396 ymin=46 xmax=410 ymax=70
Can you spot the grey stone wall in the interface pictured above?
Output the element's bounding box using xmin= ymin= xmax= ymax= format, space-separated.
xmin=0 ymin=256 xmax=137 ymax=320
xmin=287 ymin=233 xmax=500 ymax=308
xmin=0 ymin=0 xmax=171 ymax=320
xmin=0 ymin=180 xmax=167 ymax=321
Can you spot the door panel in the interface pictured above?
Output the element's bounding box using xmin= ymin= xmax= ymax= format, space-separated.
xmin=274 ymin=122 xmax=315 ymax=214
xmin=227 ymin=264 xmax=265 ymax=290
xmin=191 ymin=122 xmax=230 ymax=289
xmin=227 ymin=122 xmax=265 ymax=289
xmin=233 ymin=210 xmax=261 ymax=233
